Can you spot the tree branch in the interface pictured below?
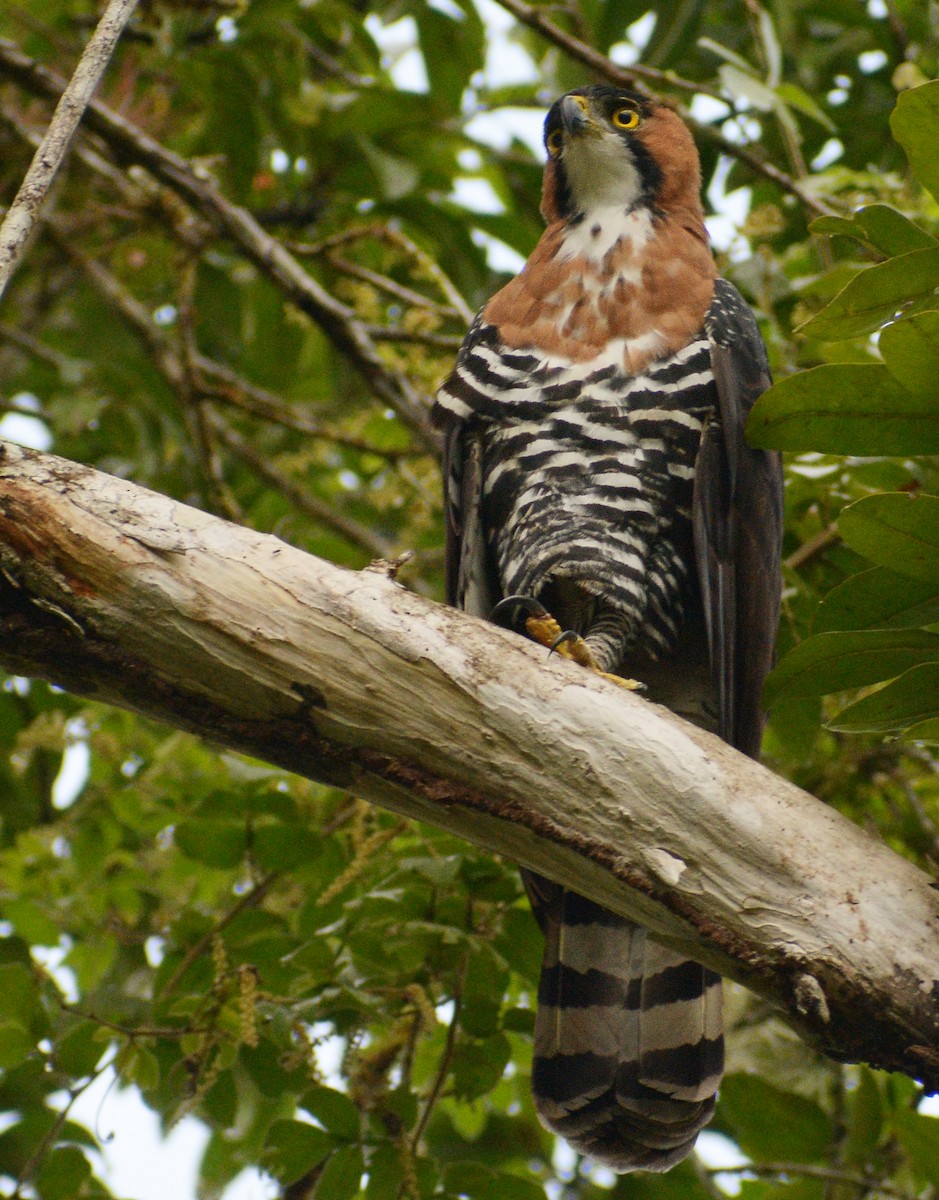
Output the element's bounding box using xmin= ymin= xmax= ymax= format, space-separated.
xmin=1 ymin=439 xmax=938 ymax=1087
xmin=0 ymin=36 xmax=439 ymax=449
xmin=0 ymin=0 xmax=139 ymax=300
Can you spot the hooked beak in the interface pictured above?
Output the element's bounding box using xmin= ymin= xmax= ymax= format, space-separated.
xmin=559 ymin=94 xmax=591 ymax=137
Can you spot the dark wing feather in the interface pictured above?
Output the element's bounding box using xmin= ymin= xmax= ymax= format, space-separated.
xmin=695 ymin=279 xmax=784 ymax=756
xmin=435 ymin=319 xmax=503 ymax=618
xmin=441 ymin=422 xmax=501 ymax=617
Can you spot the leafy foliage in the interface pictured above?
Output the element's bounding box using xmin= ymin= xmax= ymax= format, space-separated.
xmin=753 ymin=81 xmax=939 ymax=744
xmin=1 ymin=1 xmax=939 ymax=1198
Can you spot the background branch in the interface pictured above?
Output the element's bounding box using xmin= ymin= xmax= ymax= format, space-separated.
xmin=0 ymin=36 xmax=440 ymax=449
xmin=491 ymin=0 xmax=839 ymax=216
xmin=0 ymin=0 xmax=139 ymax=300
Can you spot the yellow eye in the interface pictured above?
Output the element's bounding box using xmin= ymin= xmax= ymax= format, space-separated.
xmin=546 ymin=128 xmax=564 ymax=156
xmin=612 ymin=107 xmax=640 ymax=129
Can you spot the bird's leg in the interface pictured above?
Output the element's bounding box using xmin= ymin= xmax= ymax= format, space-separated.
xmin=491 ymin=596 xmax=643 ymax=691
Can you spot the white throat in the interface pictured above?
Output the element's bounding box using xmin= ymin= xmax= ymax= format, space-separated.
xmin=561 ymin=132 xmax=643 ymax=214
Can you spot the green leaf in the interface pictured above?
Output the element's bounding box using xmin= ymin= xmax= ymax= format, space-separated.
xmin=765 ymin=629 xmax=939 ymax=702
xmin=718 ymin=64 xmax=778 ymax=112
xmin=451 ymin=1032 xmax=511 ymax=1100
xmin=54 ymin=1021 xmax=105 ymax=1078
xmin=839 ymin=493 xmax=939 ymax=582
xmin=415 ymin=3 xmax=484 ymax=113
xmin=774 ymin=83 xmax=836 ymax=131
xmin=1 ymin=898 xmax=60 ymax=946
xmin=891 ymin=81 xmax=939 ymax=203
xmin=359 ymin=139 xmax=420 ymax=202
xmin=301 ymin=1085 xmax=362 ymax=1141
xmin=174 ymin=818 xmax=247 ymax=868
xmin=460 ymin=945 xmax=508 ymax=1038
xmin=115 ymin=1041 xmax=160 ymax=1091
xmin=845 ymin=1067 xmax=883 ymax=1162
xmin=718 ymin=1074 xmax=831 ymax=1162
xmin=894 ymin=1108 xmax=939 ymax=1187
xmin=0 ymin=963 xmax=37 ymax=1023
xmin=242 ymin=1040 xmax=309 ymax=1099
xmin=442 ymin=1162 xmax=546 ymax=1199
xmin=904 ymin=717 xmax=939 ymax=743
xmin=810 ymin=205 xmax=936 ymax=256
xmin=253 ymin=823 xmax=323 ymax=871
xmin=0 ymin=1020 xmax=33 ymax=1068
xmin=262 ymin=1119 xmax=332 ymax=1185
xmin=814 ymin=567 xmax=939 ymax=633
xmin=829 ymin=663 xmax=939 ymax=732
xmin=798 ymin=248 xmax=939 ymax=340
xmin=746 ymin=364 xmax=939 ymax=454
xmin=880 ymin=309 xmax=939 ymax=397
xmin=35 ymin=1145 xmax=91 ymax=1200
xmin=313 ymin=1145 xmax=365 ymax=1200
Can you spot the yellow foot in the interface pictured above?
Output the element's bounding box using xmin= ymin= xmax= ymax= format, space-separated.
xmin=491 ymin=596 xmax=643 ymax=690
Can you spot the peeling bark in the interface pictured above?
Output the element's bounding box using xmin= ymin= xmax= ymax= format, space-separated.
xmin=1 ymin=438 xmax=938 ymax=1086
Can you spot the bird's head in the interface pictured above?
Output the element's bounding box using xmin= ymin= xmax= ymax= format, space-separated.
xmin=540 ymin=86 xmax=703 ymax=225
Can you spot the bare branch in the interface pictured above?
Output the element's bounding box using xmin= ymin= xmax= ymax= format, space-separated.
xmin=207 ymin=413 xmax=396 ymax=559
xmin=784 ymin=523 xmax=842 ymax=572
xmin=44 ymin=226 xmax=399 ymax=558
xmin=0 ymin=36 xmax=440 ymax=449
xmin=0 ymin=319 xmax=85 ymax=375
xmin=288 ymin=223 xmax=475 ymax=325
xmin=492 ymin=0 xmax=714 ymax=98
xmin=327 ymin=254 xmax=464 ymax=321
xmin=707 ymin=1162 xmax=923 ymax=1200
xmin=0 ymin=0 xmax=140 ymax=301
xmin=196 ymin=362 xmax=420 ymax=459
xmin=1 ymin=438 xmax=939 ymax=1089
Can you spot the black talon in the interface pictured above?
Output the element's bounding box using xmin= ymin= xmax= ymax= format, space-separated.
xmin=490 ymin=594 xmax=549 ymax=628
xmin=548 ymin=629 xmax=581 ymax=657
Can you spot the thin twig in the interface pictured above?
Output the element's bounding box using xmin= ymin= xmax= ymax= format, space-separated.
xmin=158 ymin=872 xmax=278 ymax=999
xmin=707 ymin=1161 xmax=922 ymax=1200
xmin=784 ymin=523 xmax=841 ymax=572
xmin=208 ymin=413 xmax=395 ymax=560
xmin=328 ymin=254 xmax=463 ymax=321
xmin=0 ymin=0 xmax=140 ymax=301
xmin=176 ymin=253 xmax=243 ymax=520
xmin=0 ymin=37 xmax=439 ymax=448
xmin=409 ymin=953 xmax=467 ymax=1155
xmin=13 ymin=1056 xmax=115 ymax=1195
xmin=896 ymin=770 xmax=939 ymax=862
xmin=45 ymin=222 xmax=185 ymax=382
xmin=289 ymin=223 xmax=474 ymax=326
xmin=364 ymin=325 xmax=463 ymax=350
xmin=5 ymin=108 xmax=461 ymax=390
xmin=0 ymin=318 xmax=86 ymax=375
xmin=45 ymin=222 xmax=417 ymax=483
xmin=491 ymin=0 xmax=717 ymax=99
xmin=60 ymin=1005 xmax=212 ymax=1039
xmin=196 ymin=364 xmax=418 ymax=459
xmin=381 ymin=228 xmax=475 ymax=326
xmin=51 ymin=225 xmax=397 ymax=557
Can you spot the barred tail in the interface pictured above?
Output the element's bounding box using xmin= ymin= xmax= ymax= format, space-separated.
xmin=529 ymin=885 xmax=723 ymax=1173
